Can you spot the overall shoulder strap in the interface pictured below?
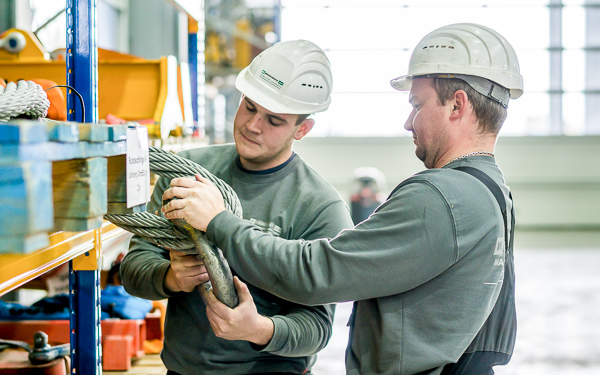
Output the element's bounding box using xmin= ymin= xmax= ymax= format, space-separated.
xmin=454 ymin=166 xmax=513 ymax=252
xmin=440 ymin=166 xmax=517 ymax=375
xmin=454 ymin=166 xmax=506 ymax=210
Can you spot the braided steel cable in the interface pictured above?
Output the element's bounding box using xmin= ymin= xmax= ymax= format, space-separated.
xmin=104 ymin=212 xmax=195 ymax=251
xmin=104 ymin=146 xmax=242 ymax=252
xmin=148 ymin=146 xmax=242 ymax=217
xmin=0 ymin=80 xmax=50 ymax=122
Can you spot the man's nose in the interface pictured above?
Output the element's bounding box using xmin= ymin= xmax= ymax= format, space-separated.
xmin=246 ymin=113 xmax=262 ymax=133
xmin=404 ymin=110 xmax=415 ymax=131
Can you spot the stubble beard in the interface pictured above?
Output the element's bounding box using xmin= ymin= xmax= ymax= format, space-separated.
xmin=416 ymin=147 xmax=436 ymax=169
xmin=415 ymin=146 xmax=427 ymax=165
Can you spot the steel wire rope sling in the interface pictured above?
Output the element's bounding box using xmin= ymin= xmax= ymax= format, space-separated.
xmin=105 ymin=146 xmax=242 ymax=308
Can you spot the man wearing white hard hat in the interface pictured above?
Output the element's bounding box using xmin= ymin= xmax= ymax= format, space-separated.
xmin=121 ymin=40 xmax=353 ymax=374
xmin=164 ymin=23 xmax=521 ymax=374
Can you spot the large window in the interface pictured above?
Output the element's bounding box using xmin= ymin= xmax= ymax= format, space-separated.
xmin=280 ymin=0 xmax=599 ymax=136
xmin=30 ymin=0 xmax=128 ymax=54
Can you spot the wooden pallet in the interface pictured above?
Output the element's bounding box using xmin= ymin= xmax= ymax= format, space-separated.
xmin=0 ymin=120 xmax=146 ymax=254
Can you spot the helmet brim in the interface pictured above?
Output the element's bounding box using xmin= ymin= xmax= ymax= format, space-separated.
xmin=390 ymin=75 xmax=412 ymax=91
xmin=235 ymin=67 xmax=293 ymax=114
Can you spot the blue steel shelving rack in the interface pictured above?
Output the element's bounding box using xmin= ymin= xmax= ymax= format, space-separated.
xmin=62 ymin=1 xmax=204 ymax=374
xmin=65 ymin=1 xmax=102 ymax=375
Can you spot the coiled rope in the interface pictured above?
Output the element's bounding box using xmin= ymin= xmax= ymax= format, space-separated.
xmin=0 ymin=80 xmax=50 ymax=122
xmin=104 ymin=146 xmax=243 ymax=253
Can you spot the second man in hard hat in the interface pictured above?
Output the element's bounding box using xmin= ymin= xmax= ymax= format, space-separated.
xmin=121 ymin=40 xmax=353 ymax=374
xmin=163 ymin=23 xmax=521 ymax=374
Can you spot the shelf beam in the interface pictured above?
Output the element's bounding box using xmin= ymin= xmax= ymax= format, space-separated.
xmin=0 ymin=223 xmax=126 ymax=296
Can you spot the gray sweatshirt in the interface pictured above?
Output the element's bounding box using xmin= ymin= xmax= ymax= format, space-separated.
xmin=121 ymin=144 xmax=354 ymax=374
xmin=206 ymin=156 xmax=514 ymax=375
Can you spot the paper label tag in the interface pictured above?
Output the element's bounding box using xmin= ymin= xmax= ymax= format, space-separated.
xmin=126 ymin=126 xmax=150 ymax=208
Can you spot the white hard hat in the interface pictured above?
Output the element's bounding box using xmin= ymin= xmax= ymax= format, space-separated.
xmin=235 ymin=40 xmax=333 ymax=114
xmin=390 ymin=23 xmax=523 ymax=107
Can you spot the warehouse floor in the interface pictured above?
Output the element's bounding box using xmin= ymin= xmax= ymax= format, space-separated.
xmin=311 ymin=231 xmax=600 ymax=375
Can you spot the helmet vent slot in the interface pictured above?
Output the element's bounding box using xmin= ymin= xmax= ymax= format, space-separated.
xmin=301 ymin=83 xmax=324 ymax=89
xmin=423 ymin=45 xmax=454 ymax=49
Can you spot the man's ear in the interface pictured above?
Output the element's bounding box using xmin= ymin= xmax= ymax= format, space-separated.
xmin=449 ymin=90 xmax=469 ymax=121
xmin=294 ymin=118 xmax=315 ymax=140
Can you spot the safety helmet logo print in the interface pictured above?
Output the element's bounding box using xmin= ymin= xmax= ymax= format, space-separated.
xmin=259 ymin=69 xmax=284 ymax=89
xmin=390 ymin=23 xmax=524 ymax=108
xmin=236 ymin=39 xmax=333 ymax=115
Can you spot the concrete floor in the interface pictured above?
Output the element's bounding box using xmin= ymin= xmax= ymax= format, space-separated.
xmin=311 ymin=232 xmax=600 ymax=374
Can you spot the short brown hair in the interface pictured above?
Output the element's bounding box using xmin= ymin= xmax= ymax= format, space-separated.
xmin=430 ymin=77 xmax=507 ymax=134
xmin=296 ymin=114 xmax=311 ymax=125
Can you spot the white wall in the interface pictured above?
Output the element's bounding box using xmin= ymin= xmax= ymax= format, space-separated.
xmin=293 ymin=135 xmax=600 ymax=231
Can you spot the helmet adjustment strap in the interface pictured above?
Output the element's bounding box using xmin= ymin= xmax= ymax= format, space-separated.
xmin=427 ymin=73 xmax=510 ymax=108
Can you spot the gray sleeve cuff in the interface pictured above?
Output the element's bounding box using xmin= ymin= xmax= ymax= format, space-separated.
xmin=250 ymin=316 xmax=289 ymax=353
xmin=153 ymin=261 xmax=177 ymax=299
xmin=206 ymin=210 xmax=241 ymax=244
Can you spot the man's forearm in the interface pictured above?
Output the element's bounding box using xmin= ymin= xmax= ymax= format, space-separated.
xmin=249 ymin=316 xmax=275 ymax=346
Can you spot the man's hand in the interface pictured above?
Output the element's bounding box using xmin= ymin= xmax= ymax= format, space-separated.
xmin=164 ymin=250 xmax=209 ymax=293
xmin=205 ymin=277 xmax=274 ymax=346
xmin=161 ymin=175 xmax=226 ymax=232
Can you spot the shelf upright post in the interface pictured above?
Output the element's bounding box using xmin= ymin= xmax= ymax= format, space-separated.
xmin=69 ymin=254 xmax=102 ymax=375
xmin=188 ymin=18 xmax=199 ymax=126
xmin=188 ymin=6 xmax=205 ymax=136
xmin=66 ymin=1 xmax=102 ymax=374
xmin=66 ymin=0 xmax=98 ymax=123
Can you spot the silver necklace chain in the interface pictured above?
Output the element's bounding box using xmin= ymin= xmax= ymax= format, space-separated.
xmin=442 ymin=151 xmax=495 ymax=168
